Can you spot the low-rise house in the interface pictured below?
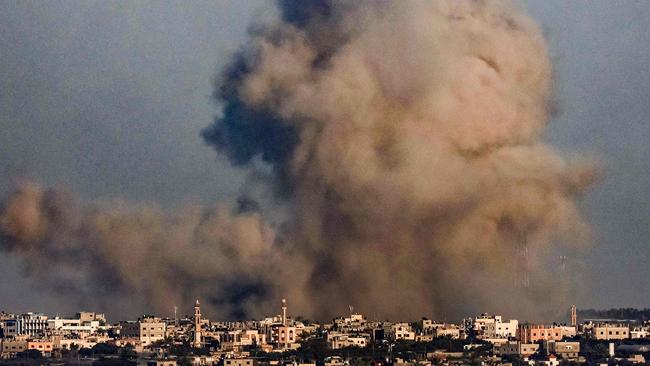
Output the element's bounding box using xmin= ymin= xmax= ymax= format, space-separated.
xmin=387 ymin=323 xmax=415 ymax=341
xmin=27 ymin=339 xmax=53 ymax=357
xmin=327 ymin=332 xmax=368 ymax=349
xmin=1 ymin=337 xmax=27 ymax=358
xmin=546 ymin=341 xmax=579 ymax=360
xmin=494 ymin=341 xmax=539 ymax=357
xmin=224 ymin=358 xmax=258 ymax=366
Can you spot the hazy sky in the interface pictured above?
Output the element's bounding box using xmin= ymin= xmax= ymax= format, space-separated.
xmin=1 ymin=1 xmax=649 ymax=318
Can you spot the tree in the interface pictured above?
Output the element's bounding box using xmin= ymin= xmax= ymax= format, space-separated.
xmin=93 ymin=343 xmax=119 ymax=355
xmin=17 ymin=349 xmax=42 ymax=359
xmin=120 ymin=344 xmax=137 ymax=360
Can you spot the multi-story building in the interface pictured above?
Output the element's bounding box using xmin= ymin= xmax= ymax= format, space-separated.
xmin=48 ymin=317 xmax=100 ymax=338
xmin=518 ymin=324 xmax=576 ymax=343
xmin=140 ymin=317 xmax=167 ymax=346
xmin=472 ymin=314 xmax=518 ymax=339
xmin=16 ymin=313 xmax=48 ymax=337
xmin=76 ymin=312 xmax=106 ymax=324
xmin=0 ymin=317 xmax=17 ymax=339
xmin=119 ymin=321 xmax=140 ymax=338
xmin=591 ymin=324 xmax=629 ymax=340
xmin=117 ymin=317 xmax=166 ymax=346
xmin=333 ymin=314 xmax=367 ymax=332
xmin=261 ymin=299 xmax=301 ymax=350
xmin=387 ymin=323 xmax=415 ymax=341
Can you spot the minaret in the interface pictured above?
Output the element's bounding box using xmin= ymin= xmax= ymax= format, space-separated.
xmin=194 ymin=299 xmax=202 ymax=348
xmin=174 ymin=305 xmax=178 ymax=326
xmin=281 ymin=298 xmax=287 ymax=326
xmin=570 ymin=304 xmax=577 ymax=328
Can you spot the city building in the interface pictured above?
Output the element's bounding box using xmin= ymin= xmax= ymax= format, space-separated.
xmin=591 ymin=324 xmax=629 ymax=340
xmin=1 ymin=337 xmax=27 ymax=358
xmin=471 ymin=314 xmax=518 ymax=339
xmin=327 ymin=332 xmax=369 ymax=349
xmin=493 ymin=341 xmax=539 ymax=356
xmin=546 ymin=341 xmax=580 ymax=360
xmin=16 ymin=313 xmax=48 ymax=337
xmin=387 ymin=323 xmax=416 ymax=341
xmin=140 ymin=316 xmax=167 ymax=346
xmin=517 ymin=324 xmax=576 ymax=343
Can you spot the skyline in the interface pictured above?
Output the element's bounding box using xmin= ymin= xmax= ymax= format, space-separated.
xmin=1 ymin=1 xmax=649 ymax=320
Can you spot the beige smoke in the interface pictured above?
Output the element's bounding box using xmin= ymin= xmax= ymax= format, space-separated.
xmin=0 ymin=183 xmax=289 ymax=318
xmin=1 ymin=0 xmax=595 ymax=321
xmin=224 ymin=0 xmax=594 ymax=319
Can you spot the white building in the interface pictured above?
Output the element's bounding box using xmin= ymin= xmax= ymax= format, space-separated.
xmin=47 ymin=317 xmax=100 ymax=337
xmin=16 ymin=313 xmax=48 ymax=337
xmin=472 ymin=314 xmax=518 ymax=339
xmin=631 ymin=326 xmax=649 ymax=339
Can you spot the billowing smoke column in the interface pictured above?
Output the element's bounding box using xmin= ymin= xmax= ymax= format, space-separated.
xmin=0 ymin=0 xmax=595 ymax=321
xmin=202 ymin=0 xmax=595 ymax=319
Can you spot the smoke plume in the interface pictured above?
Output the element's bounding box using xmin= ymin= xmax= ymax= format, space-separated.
xmin=1 ymin=0 xmax=595 ymax=320
xmin=0 ymin=183 xmax=289 ymax=318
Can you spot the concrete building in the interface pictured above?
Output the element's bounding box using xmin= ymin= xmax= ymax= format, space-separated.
xmin=16 ymin=313 xmax=48 ymax=337
xmin=518 ymin=324 xmax=576 ymax=343
xmin=76 ymin=312 xmax=106 ymax=324
xmin=119 ymin=321 xmax=140 ymax=338
xmin=417 ymin=319 xmax=461 ymax=339
xmin=47 ymin=317 xmax=100 ymax=337
xmin=591 ymin=324 xmax=629 ymax=340
xmin=546 ymin=341 xmax=580 ymax=360
xmin=387 ymin=323 xmax=415 ymax=341
xmin=472 ymin=314 xmax=518 ymax=339
xmin=494 ymin=341 xmax=539 ymax=356
xmin=631 ymin=327 xmax=649 ymax=339
xmin=140 ymin=316 xmax=167 ymax=346
xmin=333 ymin=313 xmax=367 ymax=332
xmin=262 ymin=299 xmax=300 ymax=350
xmin=1 ymin=337 xmax=28 ymax=358
xmin=27 ymin=340 xmax=53 ymax=357
xmin=147 ymin=360 xmax=177 ymax=366
xmin=0 ymin=318 xmax=17 ymax=338
xmin=118 ymin=316 xmax=166 ymax=346
xmin=327 ymin=332 xmax=369 ymax=349
xmin=224 ymin=358 xmax=258 ymax=366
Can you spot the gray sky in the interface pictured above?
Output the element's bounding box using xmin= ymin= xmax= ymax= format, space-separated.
xmin=0 ymin=1 xmax=648 ymax=318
